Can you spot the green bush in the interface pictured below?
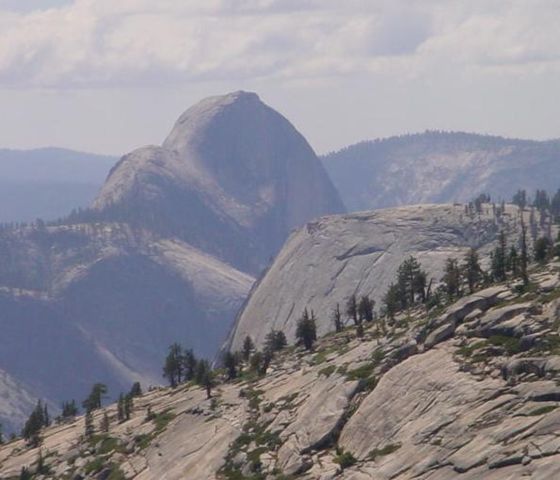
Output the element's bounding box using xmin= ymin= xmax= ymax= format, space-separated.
xmin=334 ymin=449 xmax=357 ymax=469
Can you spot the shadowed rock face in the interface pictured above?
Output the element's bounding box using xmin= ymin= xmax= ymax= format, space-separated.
xmin=226 ymin=203 xmax=550 ymax=352
xmin=95 ymin=91 xmax=345 ymax=273
xmin=0 ymin=224 xmax=253 ymax=432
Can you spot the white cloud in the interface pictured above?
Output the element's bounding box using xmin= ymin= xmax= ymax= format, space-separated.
xmin=0 ymin=0 xmax=429 ymax=88
xmin=0 ymin=0 xmax=558 ymax=89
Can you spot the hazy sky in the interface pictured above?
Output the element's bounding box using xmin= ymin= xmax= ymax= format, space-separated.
xmin=0 ymin=0 xmax=559 ymax=156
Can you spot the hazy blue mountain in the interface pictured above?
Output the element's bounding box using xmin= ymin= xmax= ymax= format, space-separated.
xmin=322 ymin=131 xmax=560 ymax=211
xmin=0 ymin=148 xmax=116 ymax=223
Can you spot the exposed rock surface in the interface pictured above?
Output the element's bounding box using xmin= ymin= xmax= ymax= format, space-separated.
xmin=322 ymin=131 xmax=560 ymax=212
xmin=3 ymin=260 xmax=560 ymax=479
xmin=94 ymin=91 xmax=344 ymax=273
xmin=227 ymin=203 xmax=550 ymax=351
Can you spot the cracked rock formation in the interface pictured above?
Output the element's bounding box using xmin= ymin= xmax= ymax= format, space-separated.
xmin=227 ymin=203 xmax=549 ymax=351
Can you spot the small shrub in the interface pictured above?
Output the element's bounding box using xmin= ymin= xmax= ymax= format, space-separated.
xmin=318 ymin=365 xmax=336 ymax=378
xmin=333 ymin=449 xmax=357 ymax=469
xmin=488 ymin=335 xmax=522 ymax=355
xmin=528 ymin=405 xmax=557 ymax=416
xmin=367 ymin=443 xmax=401 ymax=461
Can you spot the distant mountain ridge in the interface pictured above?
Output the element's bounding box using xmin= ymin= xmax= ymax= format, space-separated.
xmin=0 ymin=147 xmax=116 ymax=223
xmin=322 ymin=131 xmax=560 ymax=212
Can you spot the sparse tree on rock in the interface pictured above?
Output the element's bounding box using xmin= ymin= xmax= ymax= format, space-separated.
xmin=182 ymin=349 xmax=197 ymax=382
xmin=264 ymin=329 xmax=287 ymax=353
xmin=194 ymin=360 xmax=214 ymax=399
xmin=296 ymin=308 xmax=317 ymax=351
xmin=22 ymin=400 xmax=46 ymax=447
xmin=61 ymin=400 xmax=78 ymax=420
xmin=443 ymin=257 xmax=461 ymax=299
xmin=520 ymin=219 xmax=529 ymax=286
xmin=84 ymin=410 xmax=94 ymax=438
xmin=100 ymin=411 xmax=110 ymax=433
xmin=534 ymin=236 xmax=552 ymax=263
xmin=129 ymin=382 xmax=142 ymax=398
xmin=223 ymin=351 xmax=238 ymax=381
xmin=242 ymin=336 xmax=255 ymax=362
xmin=383 ymin=283 xmax=399 ymax=321
xmin=507 ymin=246 xmax=519 ymax=276
xmin=332 ymin=303 xmax=343 ymax=333
xmin=117 ymin=394 xmax=125 ymax=423
xmin=346 ymin=295 xmax=358 ymax=325
xmin=463 ymin=248 xmax=482 ymax=294
xmin=163 ymin=343 xmax=183 ymax=387
xmin=124 ymin=394 xmax=133 ymax=420
xmin=82 ymin=383 xmax=108 ymax=413
xmin=249 ymin=351 xmax=263 ymax=373
xmin=397 ymin=256 xmax=426 ymax=307
xmin=491 ymin=231 xmax=507 ymax=282
xmin=358 ymin=296 xmax=375 ymax=323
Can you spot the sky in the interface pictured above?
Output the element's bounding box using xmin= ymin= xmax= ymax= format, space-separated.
xmin=0 ymin=0 xmax=559 ymax=156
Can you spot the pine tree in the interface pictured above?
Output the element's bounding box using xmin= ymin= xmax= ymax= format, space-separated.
xmin=129 ymin=382 xmax=142 ymax=398
xmin=534 ymin=236 xmax=552 ymax=263
xmin=242 ymin=336 xmax=255 ymax=362
xmin=463 ymin=248 xmax=482 ymax=294
xmin=124 ymin=394 xmax=133 ymax=420
xmin=82 ymin=383 xmax=108 ymax=413
xmin=295 ymin=309 xmax=317 ymax=350
xmin=36 ymin=449 xmax=48 ymax=475
xmin=442 ymin=257 xmax=461 ymax=299
xmin=84 ymin=410 xmax=94 ymax=438
xmin=358 ymin=296 xmax=375 ymax=323
xmin=346 ymin=295 xmax=358 ymax=325
xmin=264 ymin=329 xmax=287 ymax=353
xmin=249 ymin=351 xmax=263 ymax=373
xmin=163 ymin=343 xmax=183 ymax=387
xmin=396 ymin=256 xmax=426 ymax=307
xmin=117 ymin=394 xmax=125 ymax=423
xmin=512 ymin=189 xmax=527 ymax=209
xmin=61 ymin=400 xmax=78 ymax=419
xmin=383 ymin=283 xmax=399 ymax=320
xmin=22 ymin=400 xmax=46 ymax=447
xmin=491 ymin=231 xmax=507 ymax=282
xmin=19 ymin=466 xmax=32 ymax=480
xmin=260 ymin=348 xmax=274 ymax=375
xmin=332 ymin=303 xmax=343 ymax=333
xmin=551 ymin=189 xmax=560 ymax=222
xmin=43 ymin=405 xmax=50 ymax=428
xmin=356 ymin=321 xmax=364 ymax=339
xmin=223 ymin=351 xmax=238 ymax=380
xmin=507 ymin=246 xmax=519 ymax=276
xmin=194 ymin=360 xmax=214 ymax=399
xmin=182 ymin=349 xmax=197 ymax=382
xmin=520 ymin=219 xmax=529 ymax=286
xmin=100 ymin=411 xmax=110 ymax=433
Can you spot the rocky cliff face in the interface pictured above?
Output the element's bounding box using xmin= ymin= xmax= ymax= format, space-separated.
xmin=94 ymin=91 xmax=344 ymax=273
xmin=323 ymin=131 xmax=560 ymax=212
xmin=2 ymin=259 xmax=560 ymax=479
xmin=227 ymin=203 xmax=551 ymax=351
